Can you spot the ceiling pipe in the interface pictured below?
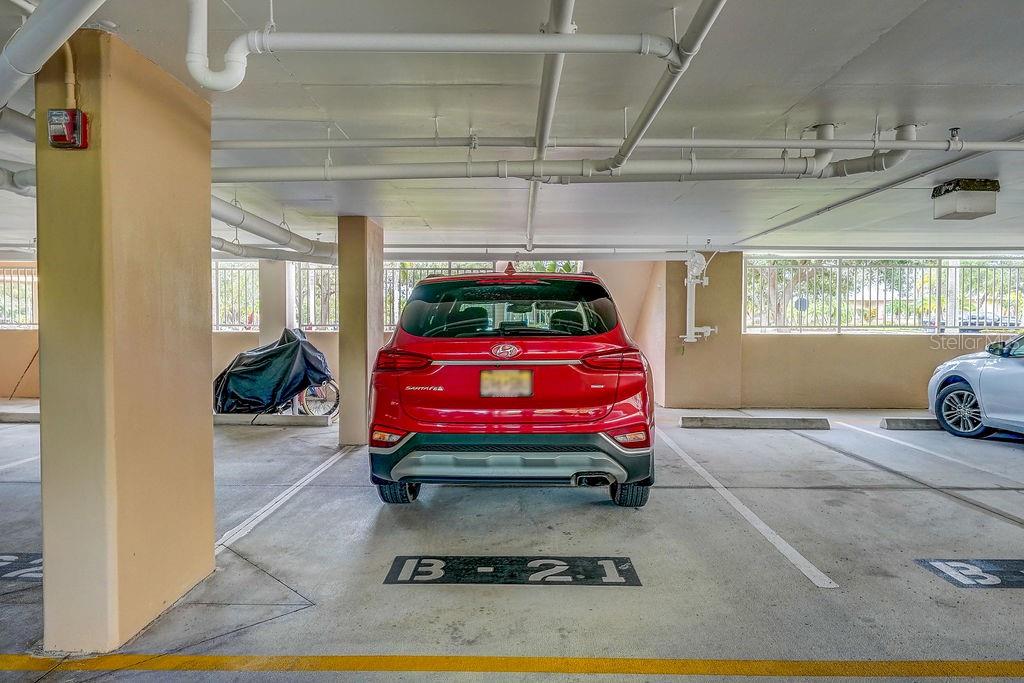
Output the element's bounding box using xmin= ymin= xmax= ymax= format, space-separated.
xmin=817 ymin=124 xmax=916 ymax=178
xmin=210 ymin=196 xmax=335 ymax=260
xmin=186 ymin=0 xmax=681 ymax=93
xmin=210 ymin=236 xmax=336 ymax=264
xmin=0 ymin=0 xmax=107 ymax=108
xmin=591 ymin=0 xmax=728 ymax=173
xmin=525 ymin=0 xmax=576 ymax=252
xmin=211 ymin=131 xmax=1024 ymax=154
xmin=213 ymin=156 xmax=844 ymax=183
xmin=0 ymin=107 xmax=34 ymax=141
xmin=0 ymin=156 xmax=334 ymax=263
xmin=0 ymin=166 xmax=34 ymax=196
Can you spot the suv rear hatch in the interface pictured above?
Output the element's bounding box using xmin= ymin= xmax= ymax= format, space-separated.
xmin=388 ymin=275 xmax=632 ymax=425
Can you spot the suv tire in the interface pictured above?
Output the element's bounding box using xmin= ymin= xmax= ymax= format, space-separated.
xmin=936 ymin=382 xmax=993 ymax=439
xmin=610 ymin=482 xmax=649 ymax=508
xmin=377 ymin=482 xmax=420 ymax=504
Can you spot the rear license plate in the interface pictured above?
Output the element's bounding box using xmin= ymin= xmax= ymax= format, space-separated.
xmin=480 ymin=369 xmax=533 ymax=397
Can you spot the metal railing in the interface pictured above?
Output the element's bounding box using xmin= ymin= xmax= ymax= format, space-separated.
xmin=744 ymin=257 xmax=1024 ymax=334
xmin=0 ymin=265 xmax=37 ymax=328
xmin=212 ymin=260 xmax=259 ymax=331
xmin=384 ymin=261 xmax=495 ymax=330
xmin=295 ymin=262 xmax=339 ymax=331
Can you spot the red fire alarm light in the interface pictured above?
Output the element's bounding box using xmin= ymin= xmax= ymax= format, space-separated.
xmin=47 ymin=109 xmax=88 ymax=149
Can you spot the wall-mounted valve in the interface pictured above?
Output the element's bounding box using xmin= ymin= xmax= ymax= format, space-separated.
xmin=681 ymin=250 xmax=717 ymax=343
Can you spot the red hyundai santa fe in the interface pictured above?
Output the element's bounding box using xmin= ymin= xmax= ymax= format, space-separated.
xmin=368 ymin=269 xmax=654 ymax=507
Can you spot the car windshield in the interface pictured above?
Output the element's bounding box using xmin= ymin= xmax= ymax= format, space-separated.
xmin=400 ymin=278 xmax=618 ymax=338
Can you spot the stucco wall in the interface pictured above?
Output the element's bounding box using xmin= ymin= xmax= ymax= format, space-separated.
xmin=648 ymin=253 xmax=1010 ymax=409
xmin=632 ymin=262 xmax=667 ymax=406
xmin=582 ymin=260 xmax=654 ymax=335
xmin=741 ymin=333 xmax=1002 ymax=408
xmin=0 ymin=329 xmax=39 ymax=398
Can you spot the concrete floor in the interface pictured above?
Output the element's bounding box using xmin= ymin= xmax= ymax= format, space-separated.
xmin=2 ymin=410 xmax=1024 ymax=680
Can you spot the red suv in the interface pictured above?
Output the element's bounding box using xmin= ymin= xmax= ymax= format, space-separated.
xmin=369 ymin=270 xmax=654 ymax=507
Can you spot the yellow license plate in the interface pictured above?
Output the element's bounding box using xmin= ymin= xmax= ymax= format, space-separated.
xmin=480 ymin=369 xmax=533 ymax=398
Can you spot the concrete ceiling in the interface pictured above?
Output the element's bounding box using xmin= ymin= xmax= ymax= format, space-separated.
xmin=2 ymin=0 xmax=1024 ymax=253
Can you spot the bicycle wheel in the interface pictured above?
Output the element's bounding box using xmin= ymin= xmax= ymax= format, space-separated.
xmin=298 ymin=380 xmax=341 ymax=418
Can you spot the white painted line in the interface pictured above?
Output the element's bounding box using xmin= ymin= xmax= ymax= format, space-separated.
xmin=656 ymin=427 xmax=839 ymax=589
xmin=215 ymin=446 xmax=353 ymax=555
xmin=0 ymin=456 xmax=38 ymax=472
xmin=835 ymin=421 xmax=1023 ymax=484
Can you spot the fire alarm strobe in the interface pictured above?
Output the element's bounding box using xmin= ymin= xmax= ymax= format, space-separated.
xmin=47 ymin=109 xmax=88 ymax=149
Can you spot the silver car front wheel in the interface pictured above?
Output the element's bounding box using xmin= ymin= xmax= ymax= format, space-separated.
xmin=936 ymin=382 xmax=992 ymax=438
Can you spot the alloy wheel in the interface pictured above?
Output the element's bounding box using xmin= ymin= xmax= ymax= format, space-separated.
xmin=941 ymin=389 xmax=983 ymax=434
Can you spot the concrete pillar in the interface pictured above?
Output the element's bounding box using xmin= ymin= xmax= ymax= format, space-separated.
xmin=337 ymin=216 xmax=383 ymax=445
xmin=35 ymin=30 xmax=214 ymax=652
xmin=663 ymin=253 xmax=743 ymax=408
xmin=259 ymin=260 xmax=292 ymax=345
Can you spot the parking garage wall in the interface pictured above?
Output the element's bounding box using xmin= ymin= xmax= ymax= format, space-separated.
xmin=630 ymin=252 xmax=1012 ymax=409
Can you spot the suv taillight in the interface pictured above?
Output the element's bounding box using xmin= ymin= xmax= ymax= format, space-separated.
xmin=606 ymin=424 xmax=651 ymax=449
xmin=370 ymin=425 xmax=408 ymax=448
xmin=375 ymin=349 xmax=431 ymax=371
xmin=581 ymin=348 xmax=644 ymax=372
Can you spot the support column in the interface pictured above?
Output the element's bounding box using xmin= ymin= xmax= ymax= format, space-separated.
xmin=36 ymin=30 xmax=214 ymax=652
xmin=337 ymin=216 xmax=383 ymax=445
xmin=259 ymin=259 xmax=292 ymax=345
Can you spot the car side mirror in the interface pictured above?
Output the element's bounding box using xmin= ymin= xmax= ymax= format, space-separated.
xmin=986 ymin=341 xmax=1007 ymax=356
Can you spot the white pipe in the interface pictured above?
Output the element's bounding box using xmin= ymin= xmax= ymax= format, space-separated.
xmin=212 ymin=132 xmax=1024 ymax=154
xmin=5 ymin=0 xmax=36 ymax=14
xmin=817 ymin=124 xmax=916 ymax=178
xmin=186 ymin=0 xmax=680 ymax=92
xmin=210 ymin=236 xmax=336 ymax=264
xmin=0 ymin=0 xmax=107 ymax=107
xmin=0 ymin=167 xmax=34 ymax=196
xmin=0 ymin=107 xmax=34 ymax=141
xmin=525 ymin=0 xmax=576 ymax=252
xmin=0 ymin=157 xmax=334 ymax=262
xmin=210 ymin=196 xmax=335 ymax=260
xmin=592 ymin=0 xmax=728 ymax=172
xmin=213 ymin=156 xmax=839 ymax=183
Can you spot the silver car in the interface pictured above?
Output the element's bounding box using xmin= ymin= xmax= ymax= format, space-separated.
xmin=928 ymin=334 xmax=1024 ymax=437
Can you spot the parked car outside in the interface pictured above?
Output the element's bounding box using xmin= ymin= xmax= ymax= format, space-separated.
xmin=368 ymin=270 xmax=654 ymax=506
xmin=928 ymin=334 xmax=1024 ymax=437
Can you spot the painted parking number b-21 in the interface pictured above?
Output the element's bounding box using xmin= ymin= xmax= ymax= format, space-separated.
xmin=385 ymin=556 xmax=640 ymax=586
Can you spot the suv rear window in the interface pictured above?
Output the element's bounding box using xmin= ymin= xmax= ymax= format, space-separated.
xmin=400 ymin=278 xmax=618 ymax=338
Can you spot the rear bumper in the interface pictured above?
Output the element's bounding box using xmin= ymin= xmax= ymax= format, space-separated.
xmin=369 ymin=432 xmax=653 ymax=485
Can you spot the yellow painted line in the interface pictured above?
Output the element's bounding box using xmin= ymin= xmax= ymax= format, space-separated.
xmin=4 ymin=654 xmax=1024 ymax=677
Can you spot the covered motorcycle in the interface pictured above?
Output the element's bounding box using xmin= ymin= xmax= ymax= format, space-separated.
xmin=214 ymin=328 xmax=332 ymax=414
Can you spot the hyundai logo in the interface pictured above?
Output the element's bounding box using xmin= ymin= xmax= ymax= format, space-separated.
xmin=490 ymin=343 xmax=522 ymax=359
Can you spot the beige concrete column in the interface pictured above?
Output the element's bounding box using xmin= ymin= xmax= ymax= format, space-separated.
xmin=259 ymin=259 xmax=292 ymax=345
xmin=35 ymin=30 xmax=214 ymax=653
xmin=337 ymin=216 xmax=383 ymax=445
xmin=663 ymin=253 xmax=743 ymax=408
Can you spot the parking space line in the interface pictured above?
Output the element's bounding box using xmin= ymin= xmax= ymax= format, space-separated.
xmin=215 ymin=446 xmax=353 ymax=555
xmin=656 ymin=428 xmax=839 ymax=589
xmin=0 ymin=456 xmax=37 ymax=473
xmin=5 ymin=653 xmax=1024 ymax=676
xmin=835 ymin=421 xmax=1024 ymax=484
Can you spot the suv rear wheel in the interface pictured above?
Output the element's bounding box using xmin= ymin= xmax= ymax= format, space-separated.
xmin=610 ymin=482 xmax=649 ymax=508
xmin=377 ymin=482 xmax=420 ymax=504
